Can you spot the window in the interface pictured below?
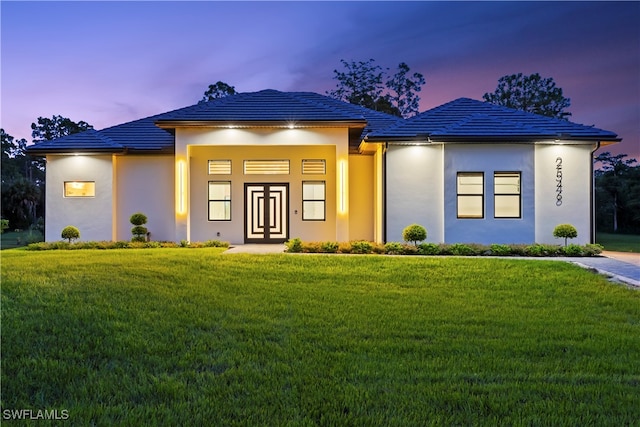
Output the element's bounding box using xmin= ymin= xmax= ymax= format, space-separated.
xmin=302 ymin=181 xmax=325 ymax=221
xmin=302 ymin=159 xmax=326 ymax=175
xmin=457 ymin=173 xmax=484 ymax=218
xmin=208 ymin=181 xmax=231 ymax=220
xmin=208 ymin=160 xmax=231 ymax=175
xmin=494 ymin=172 xmax=521 ymax=218
xmin=64 ymin=181 xmax=95 ymax=197
xmin=244 ymin=160 xmax=289 ymax=175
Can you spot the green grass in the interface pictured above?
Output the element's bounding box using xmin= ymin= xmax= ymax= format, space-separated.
xmin=2 ymin=249 xmax=639 ymax=425
xmin=596 ymin=232 xmax=640 ymax=253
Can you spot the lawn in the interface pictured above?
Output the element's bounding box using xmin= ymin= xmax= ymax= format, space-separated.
xmin=2 ymin=249 xmax=639 ymax=426
xmin=596 ymin=232 xmax=640 ymax=253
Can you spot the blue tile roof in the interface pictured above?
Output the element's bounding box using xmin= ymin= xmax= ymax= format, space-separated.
xmin=366 ymin=98 xmax=620 ymax=142
xmin=26 ymin=93 xmax=619 ymax=155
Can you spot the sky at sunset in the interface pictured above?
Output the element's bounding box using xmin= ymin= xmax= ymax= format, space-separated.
xmin=2 ymin=1 xmax=638 ymax=159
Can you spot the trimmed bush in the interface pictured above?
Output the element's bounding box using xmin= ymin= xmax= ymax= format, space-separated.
xmin=130 ymin=212 xmax=148 ymax=242
xmin=553 ymin=223 xmax=578 ymax=247
xmin=285 ymin=238 xmax=303 ymax=253
xmin=562 ymin=244 xmax=584 ymax=257
xmin=385 ymin=242 xmax=404 ymax=255
xmin=351 ymin=241 xmax=374 ymax=254
xmin=418 ymin=243 xmax=441 ymax=255
xmin=402 ymin=224 xmax=427 ymax=246
xmin=1 ymin=219 xmax=8 ymax=234
xmin=449 ymin=243 xmax=476 ymax=256
xmin=490 ymin=244 xmax=512 ymax=256
xmin=321 ymin=241 xmax=339 ymax=253
xmin=61 ymin=225 xmax=80 ymax=243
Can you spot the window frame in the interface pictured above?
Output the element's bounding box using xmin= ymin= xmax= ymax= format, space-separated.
xmin=456 ymin=172 xmax=484 ymax=219
xmin=64 ymin=181 xmax=96 ymax=198
xmin=302 ymin=181 xmax=326 ymax=221
xmin=494 ymin=171 xmax=522 ymax=219
xmin=208 ymin=181 xmax=231 ymax=221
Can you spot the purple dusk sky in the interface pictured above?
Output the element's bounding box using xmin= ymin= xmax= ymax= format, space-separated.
xmin=2 ymin=1 xmax=638 ymax=159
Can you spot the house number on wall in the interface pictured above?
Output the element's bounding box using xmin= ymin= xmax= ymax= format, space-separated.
xmin=555 ymin=157 xmax=563 ymax=206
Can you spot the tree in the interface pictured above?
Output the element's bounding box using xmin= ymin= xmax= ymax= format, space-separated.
xmin=483 ymin=73 xmax=571 ymax=119
xmin=61 ymin=225 xmax=80 ymax=243
xmin=402 ymin=224 xmax=427 ymax=246
xmin=553 ymin=223 xmax=578 ymax=247
xmin=386 ymin=62 xmax=426 ymax=118
xmin=31 ymin=115 xmax=93 ymax=142
xmin=130 ymin=212 xmax=148 ymax=242
xmin=200 ymin=81 xmax=237 ymax=103
xmin=595 ymin=152 xmax=640 ymax=233
xmin=327 ymin=59 xmax=425 ymax=118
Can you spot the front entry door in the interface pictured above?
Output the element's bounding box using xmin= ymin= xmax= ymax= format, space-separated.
xmin=245 ymin=183 xmax=289 ymax=243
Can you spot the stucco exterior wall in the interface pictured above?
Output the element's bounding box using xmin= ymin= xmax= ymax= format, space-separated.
xmin=534 ymin=144 xmax=595 ymax=244
xmin=188 ymin=144 xmax=337 ymax=244
xmin=114 ymin=155 xmax=175 ymax=242
xmin=443 ymin=144 xmax=535 ymax=244
xmin=177 ymin=127 xmax=351 ymax=244
xmin=386 ymin=144 xmax=444 ymax=243
xmin=45 ymin=155 xmax=113 ymax=242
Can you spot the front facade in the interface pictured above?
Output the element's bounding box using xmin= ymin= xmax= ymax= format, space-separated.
xmin=28 ymin=91 xmax=619 ymax=246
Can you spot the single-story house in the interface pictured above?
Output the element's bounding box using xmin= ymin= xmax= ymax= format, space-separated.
xmin=27 ymin=89 xmax=620 ymax=245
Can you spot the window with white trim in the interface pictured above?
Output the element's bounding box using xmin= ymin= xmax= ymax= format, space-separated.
xmin=64 ymin=181 xmax=95 ymax=197
xmin=208 ymin=160 xmax=231 ymax=175
xmin=208 ymin=181 xmax=231 ymax=221
xmin=302 ymin=181 xmax=325 ymax=221
xmin=494 ymin=172 xmax=521 ymax=218
xmin=457 ymin=172 xmax=484 ymax=218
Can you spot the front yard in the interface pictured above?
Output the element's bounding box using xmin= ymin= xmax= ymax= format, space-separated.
xmin=2 ymin=249 xmax=639 ymax=425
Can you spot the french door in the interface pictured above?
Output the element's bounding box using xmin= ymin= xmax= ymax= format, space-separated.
xmin=245 ymin=183 xmax=289 ymax=243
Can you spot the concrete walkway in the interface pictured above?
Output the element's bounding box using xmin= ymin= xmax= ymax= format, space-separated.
xmin=222 ymin=244 xmax=640 ymax=288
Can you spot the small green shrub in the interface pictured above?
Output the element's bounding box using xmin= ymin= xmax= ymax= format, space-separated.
xmin=285 ymin=238 xmax=303 ymax=253
xmin=400 ymin=244 xmax=419 ymax=255
xmin=449 ymin=243 xmax=476 ymax=256
xmin=418 ymin=243 xmax=441 ymax=255
xmin=203 ymin=240 xmax=229 ymax=248
xmin=562 ymin=244 xmax=584 ymax=257
xmin=385 ymin=242 xmax=404 ymax=255
xmin=553 ymin=223 xmax=578 ymax=247
xmin=351 ymin=241 xmax=373 ymax=254
xmin=61 ymin=225 xmax=80 ymax=243
xmin=490 ymin=244 xmax=512 ymax=256
xmin=526 ymin=243 xmax=561 ymax=257
xmin=583 ymin=243 xmax=604 ymax=256
xmin=129 ymin=212 xmax=148 ymax=226
xmin=1 ymin=219 xmax=8 ymax=234
xmin=402 ymin=224 xmax=427 ymax=246
xmin=338 ymin=242 xmax=352 ymax=254
xmin=321 ymin=241 xmax=339 ymax=253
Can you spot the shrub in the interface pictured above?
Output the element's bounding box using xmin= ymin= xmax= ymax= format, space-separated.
xmin=321 ymin=241 xmax=339 ymax=253
xmin=351 ymin=241 xmax=373 ymax=254
xmin=553 ymin=224 xmax=578 ymax=247
xmin=402 ymin=224 xmax=427 ymax=246
xmin=449 ymin=243 xmax=476 ymax=256
xmin=203 ymin=240 xmax=229 ymax=248
xmin=490 ymin=244 xmax=512 ymax=256
xmin=61 ymin=225 xmax=80 ymax=243
xmin=385 ymin=242 xmax=404 ymax=255
xmin=562 ymin=244 xmax=584 ymax=257
xmin=338 ymin=242 xmax=352 ymax=254
xmin=583 ymin=243 xmax=604 ymax=256
xmin=130 ymin=212 xmax=148 ymax=242
xmin=526 ymin=243 xmax=561 ymax=257
xmin=0 ymin=219 xmax=8 ymax=234
xmin=418 ymin=243 xmax=441 ymax=255
xmin=285 ymin=238 xmax=303 ymax=253
xmin=400 ymin=244 xmax=419 ymax=255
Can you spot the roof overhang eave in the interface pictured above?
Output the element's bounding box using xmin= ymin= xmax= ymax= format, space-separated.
xmin=25 ymin=148 xmax=125 ymax=156
xmin=155 ymin=119 xmax=367 ymax=129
